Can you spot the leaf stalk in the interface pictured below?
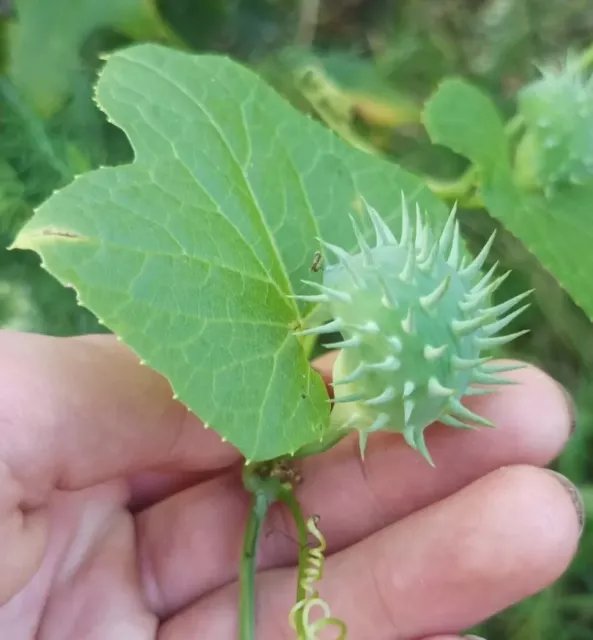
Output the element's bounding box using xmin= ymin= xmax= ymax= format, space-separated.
xmin=240 ymin=466 xmax=286 ymax=640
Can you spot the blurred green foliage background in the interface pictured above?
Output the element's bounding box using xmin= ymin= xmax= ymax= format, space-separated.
xmin=1 ymin=1 xmax=593 ymax=638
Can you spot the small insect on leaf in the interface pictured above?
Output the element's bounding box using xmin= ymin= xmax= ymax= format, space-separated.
xmin=311 ymin=250 xmax=324 ymax=272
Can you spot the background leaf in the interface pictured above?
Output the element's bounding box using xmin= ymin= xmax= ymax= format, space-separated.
xmin=6 ymin=0 xmax=175 ymax=117
xmin=424 ymin=77 xmax=593 ymax=323
xmin=14 ymin=43 xmax=448 ymax=461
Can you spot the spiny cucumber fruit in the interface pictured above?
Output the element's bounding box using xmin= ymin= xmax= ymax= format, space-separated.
xmin=515 ymin=56 xmax=593 ymax=193
xmin=293 ymin=197 xmax=530 ymax=465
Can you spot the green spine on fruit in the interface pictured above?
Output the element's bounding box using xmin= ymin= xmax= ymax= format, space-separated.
xmin=516 ymin=56 xmax=593 ymax=193
xmin=293 ymin=196 xmax=530 ymax=465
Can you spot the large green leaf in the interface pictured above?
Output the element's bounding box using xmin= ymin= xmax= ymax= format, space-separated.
xmin=14 ymin=43 xmax=448 ymax=461
xmin=424 ymin=78 xmax=593 ymax=322
xmin=7 ymin=0 xmax=175 ymax=117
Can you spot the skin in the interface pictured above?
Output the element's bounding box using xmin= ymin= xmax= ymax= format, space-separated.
xmin=0 ymin=331 xmax=583 ymax=640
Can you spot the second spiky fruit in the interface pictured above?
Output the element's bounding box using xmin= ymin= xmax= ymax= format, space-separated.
xmin=294 ymin=197 xmax=530 ymax=465
xmin=515 ymin=55 xmax=593 ymax=193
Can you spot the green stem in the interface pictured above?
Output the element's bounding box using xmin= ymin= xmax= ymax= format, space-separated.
xmin=278 ymin=488 xmax=309 ymax=638
xmin=296 ymin=0 xmax=321 ymax=45
xmin=505 ymin=112 xmax=524 ymax=138
xmin=239 ymin=491 xmax=270 ymax=639
xmin=240 ymin=468 xmax=285 ymax=640
xmin=579 ymin=42 xmax=593 ymax=71
xmin=424 ymin=165 xmax=478 ymax=203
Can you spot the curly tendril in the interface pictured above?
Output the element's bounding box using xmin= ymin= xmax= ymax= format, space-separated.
xmin=289 ymin=515 xmax=347 ymax=639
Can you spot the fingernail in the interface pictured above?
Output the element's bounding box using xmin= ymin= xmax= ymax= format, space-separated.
xmin=547 ymin=470 xmax=585 ymax=536
xmin=556 ymin=382 xmax=577 ymax=435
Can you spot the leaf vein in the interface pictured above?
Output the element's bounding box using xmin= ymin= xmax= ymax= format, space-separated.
xmin=125 ymin=58 xmax=300 ymax=316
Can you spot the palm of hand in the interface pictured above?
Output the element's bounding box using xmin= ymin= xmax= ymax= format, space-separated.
xmin=0 ymin=333 xmax=581 ymax=640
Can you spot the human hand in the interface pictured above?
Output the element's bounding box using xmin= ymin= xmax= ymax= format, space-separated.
xmin=0 ymin=331 xmax=582 ymax=640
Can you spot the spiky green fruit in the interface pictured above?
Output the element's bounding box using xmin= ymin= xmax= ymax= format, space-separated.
xmin=294 ymin=197 xmax=530 ymax=465
xmin=515 ymin=56 xmax=593 ymax=194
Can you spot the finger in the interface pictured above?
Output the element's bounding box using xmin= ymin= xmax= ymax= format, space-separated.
xmin=137 ymin=361 xmax=572 ymax=616
xmin=0 ymin=484 xmax=159 ymax=635
xmin=310 ymin=350 xmax=335 ymax=390
xmin=310 ymin=349 xmax=336 ymax=382
xmin=0 ymin=332 xmax=238 ymax=505
xmin=127 ymin=470 xmax=206 ymax=511
xmin=158 ymin=466 xmax=583 ymax=639
xmin=290 ymin=358 xmax=574 ymax=549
